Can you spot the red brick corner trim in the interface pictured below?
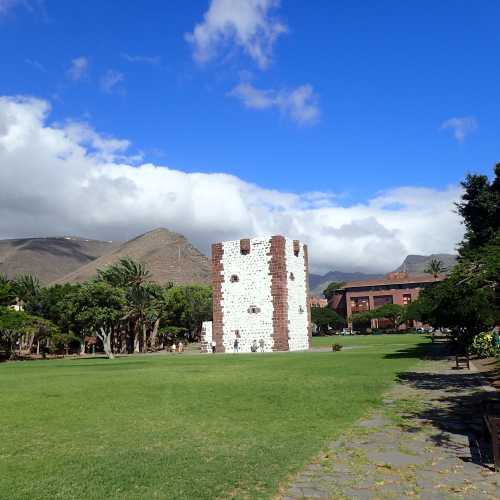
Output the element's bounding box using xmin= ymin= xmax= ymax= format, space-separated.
xmin=303 ymin=244 xmax=312 ymax=349
xmin=269 ymin=235 xmax=289 ymax=351
xmin=211 ymin=242 xmax=225 ymax=352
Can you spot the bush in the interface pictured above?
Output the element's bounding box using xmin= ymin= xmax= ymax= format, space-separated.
xmin=331 ymin=343 xmax=343 ymax=352
xmin=470 ymin=331 xmax=500 ymax=358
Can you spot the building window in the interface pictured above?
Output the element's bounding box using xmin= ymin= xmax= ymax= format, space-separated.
xmin=230 ymin=274 xmax=239 ymax=283
xmin=350 ymin=296 xmax=370 ymax=313
xmin=373 ymin=295 xmax=393 ymax=307
xmin=247 ymin=305 xmax=261 ymax=314
xmin=289 ymin=272 xmax=295 ymax=281
xmin=403 ymin=294 xmax=412 ymax=306
xmin=299 ymin=305 xmax=304 ymax=313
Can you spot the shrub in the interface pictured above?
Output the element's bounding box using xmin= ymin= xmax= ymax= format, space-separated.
xmin=470 ymin=331 xmax=500 ymax=358
xmin=331 ymin=343 xmax=343 ymax=352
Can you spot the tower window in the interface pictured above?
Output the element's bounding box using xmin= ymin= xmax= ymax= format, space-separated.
xmin=247 ymin=305 xmax=261 ymax=314
xmin=230 ymin=274 xmax=239 ymax=283
xmin=289 ymin=272 xmax=295 ymax=281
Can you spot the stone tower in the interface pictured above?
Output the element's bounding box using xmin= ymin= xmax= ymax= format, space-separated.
xmin=202 ymin=235 xmax=311 ymax=353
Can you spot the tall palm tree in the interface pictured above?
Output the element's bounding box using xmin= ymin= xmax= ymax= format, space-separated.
xmin=14 ymin=273 xmax=41 ymax=306
xmin=424 ymin=259 xmax=447 ymax=279
xmin=97 ymin=257 xmax=151 ymax=288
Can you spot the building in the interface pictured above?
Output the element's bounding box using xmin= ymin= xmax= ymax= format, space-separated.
xmin=330 ymin=272 xmax=445 ymax=329
xmin=201 ymin=235 xmax=312 ymax=353
xmin=310 ymin=296 xmax=328 ymax=308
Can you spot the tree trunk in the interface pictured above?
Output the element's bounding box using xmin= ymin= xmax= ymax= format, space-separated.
xmin=150 ymin=318 xmax=160 ymax=351
xmin=36 ymin=340 xmax=40 ymax=356
xmin=142 ymin=323 xmax=147 ymax=353
xmin=98 ymin=328 xmax=115 ymax=359
xmin=134 ymin=326 xmax=140 ymax=353
xmin=80 ymin=339 xmax=85 ymax=355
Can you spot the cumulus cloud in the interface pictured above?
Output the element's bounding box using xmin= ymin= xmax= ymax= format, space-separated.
xmin=67 ymin=57 xmax=89 ymax=81
xmin=186 ymin=0 xmax=286 ymax=69
xmin=100 ymin=70 xmax=124 ymax=93
xmin=441 ymin=116 xmax=478 ymax=142
xmin=229 ymin=81 xmax=320 ymax=125
xmin=0 ymin=96 xmax=464 ymax=273
xmin=121 ymin=53 xmax=161 ymax=65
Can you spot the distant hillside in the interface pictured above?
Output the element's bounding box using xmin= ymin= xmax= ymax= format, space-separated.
xmin=0 ymin=237 xmax=119 ymax=284
xmin=309 ymin=271 xmax=384 ymax=298
xmin=394 ymin=253 xmax=457 ymax=274
xmin=56 ymin=228 xmax=211 ymax=286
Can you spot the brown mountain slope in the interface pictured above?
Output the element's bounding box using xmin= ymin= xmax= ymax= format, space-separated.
xmin=0 ymin=237 xmax=119 ymax=284
xmin=55 ymin=228 xmax=211 ymax=285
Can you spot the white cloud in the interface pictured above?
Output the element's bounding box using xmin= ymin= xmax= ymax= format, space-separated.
xmin=0 ymin=96 xmax=464 ymax=273
xmin=441 ymin=116 xmax=478 ymax=142
xmin=121 ymin=53 xmax=161 ymax=65
xmin=229 ymin=81 xmax=320 ymax=125
xmin=100 ymin=70 xmax=124 ymax=93
xmin=186 ymin=0 xmax=287 ymax=69
xmin=25 ymin=58 xmax=46 ymax=72
xmin=67 ymin=57 xmax=89 ymax=81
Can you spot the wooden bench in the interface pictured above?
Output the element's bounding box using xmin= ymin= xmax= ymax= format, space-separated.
xmin=483 ymin=400 xmax=500 ymax=471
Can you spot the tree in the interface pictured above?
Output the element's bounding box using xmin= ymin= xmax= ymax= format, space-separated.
xmin=0 ymin=274 xmax=15 ymax=306
xmin=0 ymin=307 xmax=58 ymax=359
xmin=424 ymin=258 xmax=446 ymax=279
xmin=351 ymin=303 xmax=406 ymax=330
xmin=322 ymin=282 xmax=345 ymax=301
xmin=164 ymin=285 xmax=212 ymax=341
xmin=97 ymin=257 xmax=152 ymax=288
xmin=13 ymin=273 xmax=41 ymax=306
xmin=311 ymin=307 xmax=346 ymax=335
xmin=71 ymin=282 xmax=125 ymax=359
xmin=456 ymin=163 xmax=500 ymax=254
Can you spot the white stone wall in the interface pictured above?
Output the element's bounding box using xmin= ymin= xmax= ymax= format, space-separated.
xmin=200 ymin=321 xmax=213 ymax=353
xmin=285 ymin=241 xmax=310 ymax=351
xmin=220 ymin=238 xmax=275 ymax=352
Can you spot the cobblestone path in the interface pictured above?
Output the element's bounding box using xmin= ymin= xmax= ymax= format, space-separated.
xmin=280 ymin=355 xmax=500 ymax=499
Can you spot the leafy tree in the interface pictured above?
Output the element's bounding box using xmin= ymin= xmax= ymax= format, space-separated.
xmin=424 ymin=259 xmax=446 ymax=279
xmin=322 ymin=282 xmax=345 ymax=301
xmin=0 ymin=307 xmax=58 ymax=359
xmin=0 ymin=274 xmax=15 ymax=306
xmin=311 ymin=307 xmax=346 ymax=335
xmin=456 ymin=163 xmax=500 ymax=254
xmin=71 ymin=282 xmax=125 ymax=359
xmin=164 ymin=285 xmax=212 ymax=341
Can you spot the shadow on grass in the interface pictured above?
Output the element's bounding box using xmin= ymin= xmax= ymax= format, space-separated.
xmin=383 ymin=336 xmax=438 ymax=360
xmin=394 ymin=368 xmax=496 ymax=470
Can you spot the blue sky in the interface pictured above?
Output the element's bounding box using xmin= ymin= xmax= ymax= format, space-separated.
xmin=0 ymin=1 xmax=497 ymax=271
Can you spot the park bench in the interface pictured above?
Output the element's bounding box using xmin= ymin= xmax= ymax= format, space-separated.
xmin=482 ymin=399 xmax=500 ymax=471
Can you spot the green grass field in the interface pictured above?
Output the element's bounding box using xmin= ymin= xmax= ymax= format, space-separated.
xmin=0 ymin=334 xmax=428 ymax=499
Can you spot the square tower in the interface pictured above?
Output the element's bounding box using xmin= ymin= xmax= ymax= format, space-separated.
xmin=209 ymin=235 xmax=311 ymax=353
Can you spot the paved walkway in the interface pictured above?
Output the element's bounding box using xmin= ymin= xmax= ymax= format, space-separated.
xmin=280 ymin=354 xmax=500 ymax=499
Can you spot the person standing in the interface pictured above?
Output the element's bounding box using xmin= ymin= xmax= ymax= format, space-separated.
xmin=233 ymin=337 xmax=239 ymax=353
xmin=211 ymin=340 xmax=216 ymax=353
xmin=178 ymin=341 xmax=184 ymax=353
xmin=259 ymin=338 xmax=265 ymax=352
xmin=171 ymin=342 xmax=177 ymax=353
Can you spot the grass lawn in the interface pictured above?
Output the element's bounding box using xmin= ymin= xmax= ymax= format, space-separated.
xmin=0 ymin=335 xmax=429 ymax=499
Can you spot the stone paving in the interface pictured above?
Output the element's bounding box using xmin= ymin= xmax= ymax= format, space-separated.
xmin=280 ymin=354 xmax=500 ymax=499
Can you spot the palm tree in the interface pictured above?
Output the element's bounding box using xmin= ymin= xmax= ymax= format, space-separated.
xmin=424 ymin=259 xmax=447 ymax=279
xmin=97 ymin=257 xmax=151 ymax=288
xmin=13 ymin=274 xmax=41 ymax=306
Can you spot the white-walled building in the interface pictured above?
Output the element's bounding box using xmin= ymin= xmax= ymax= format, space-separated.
xmin=201 ymin=235 xmax=311 ymax=353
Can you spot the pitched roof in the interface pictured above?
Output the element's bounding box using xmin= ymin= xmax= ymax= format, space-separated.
xmin=338 ymin=274 xmax=446 ymax=290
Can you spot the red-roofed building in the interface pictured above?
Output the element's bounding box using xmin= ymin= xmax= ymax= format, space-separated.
xmin=330 ymin=272 xmax=446 ymax=330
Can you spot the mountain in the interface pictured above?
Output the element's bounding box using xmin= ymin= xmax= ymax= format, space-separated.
xmin=55 ymin=228 xmax=211 ymax=285
xmin=309 ymin=270 xmax=384 ymax=298
xmin=394 ymin=253 xmax=457 ymax=274
xmin=0 ymin=237 xmax=119 ymax=284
